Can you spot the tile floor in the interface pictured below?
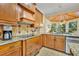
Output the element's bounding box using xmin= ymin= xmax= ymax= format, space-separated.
xmin=36 ymin=47 xmax=69 ymax=56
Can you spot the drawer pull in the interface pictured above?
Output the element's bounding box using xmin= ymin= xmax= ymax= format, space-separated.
xmin=9 ymin=46 xmax=15 ymax=49
xmin=54 ymin=39 xmax=56 ymax=41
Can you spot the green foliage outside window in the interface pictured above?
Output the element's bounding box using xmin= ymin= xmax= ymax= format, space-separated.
xmin=58 ymin=24 xmax=66 ymax=33
xmin=69 ymin=21 xmax=77 ymax=33
xmin=50 ymin=23 xmax=57 ymax=32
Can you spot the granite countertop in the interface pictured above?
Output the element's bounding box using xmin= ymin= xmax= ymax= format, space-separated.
xmin=42 ymin=33 xmax=79 ymax=38
xmin=0 ymin=33 xmax=79 ymax=46
xmin=48 ymin=33 xmax=79 ymax=38
xmin=0 ymin=34 xmax=41 ymax=46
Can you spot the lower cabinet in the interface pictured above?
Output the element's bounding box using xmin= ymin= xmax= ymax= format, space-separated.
xmin=25 ymin=35 xmax=42 ymax=56
xmin=4 ymin=47 xmax=22 ymax=56
xmin=0 ymin=41 xmax=22 ymax=56
xmin=42 ymin=34 xmax=54 ymax=48
xmin=29 ymin=35 xmax=42 ymax=45
xmin=41 ymin=34 xmax=46 ymax=46
xmin=42 ymin=34 xmax=65 ymax=52
xmin=55 ymin=35 xmax=65 ymax=51
xmin=0 ymin=35 xmax=42 ymax=56
xmin=46 ymin=34 xmax=55 ymax=49
xmin=0 ymin=34 xmax=65 ymax=56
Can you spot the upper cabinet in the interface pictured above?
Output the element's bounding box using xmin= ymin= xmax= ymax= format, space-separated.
xmin=16 ymin=3 xmax=43 ymax=26
xmin=22 ymin=10 xmax=35 ymax=22
xmin=17 ymin=3 xmax=35 ymax=24
xmin=0 ymin=3 xmax=17 ymax=24
xmin=16 ymin=4 xmax=23 ymax=19
xmin=0 ymin=3 xmax=43 ymax=25
xmin=18 ymin=3 xmax=35 ymax=14
xmin=34 ymin=8 xmax=43 ymax=27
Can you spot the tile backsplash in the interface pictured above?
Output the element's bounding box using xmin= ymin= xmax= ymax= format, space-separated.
xmin=12 ymin=25 xmax=28 ymax=37
xmin=12 ymin=25 xmax=39 ymax=37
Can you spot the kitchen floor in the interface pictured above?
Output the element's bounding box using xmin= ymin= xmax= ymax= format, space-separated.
xmin=36 ymin=47 xmax=69 ymax=56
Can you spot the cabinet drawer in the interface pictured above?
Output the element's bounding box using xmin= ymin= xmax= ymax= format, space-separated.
xmin=1 ymin=46 xmax=22 ymax=56
xmin=0 ymin=41 xmax=21 ymax=55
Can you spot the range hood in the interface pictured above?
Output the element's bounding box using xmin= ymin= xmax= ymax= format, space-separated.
xmin=17 ymin=9 xmax=35 ymax=25
xmin=17 ymin=21 xmax=33 ymax=25
xmin=17 ymin=17 xmax=35 ymax=25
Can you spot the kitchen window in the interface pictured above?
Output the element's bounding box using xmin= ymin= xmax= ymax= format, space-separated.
xmin=68 ymin=21 xmax=77 ymax=33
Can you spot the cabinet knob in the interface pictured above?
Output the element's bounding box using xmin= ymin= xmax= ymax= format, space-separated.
xmin=9 ymin=46 xmax=15 ymax=49
xmin=54 ymin=39 xmax=56 ymax=41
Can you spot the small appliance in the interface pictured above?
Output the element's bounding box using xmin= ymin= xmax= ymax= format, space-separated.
xmin=3 ymin=25 xmax=12 ymax=40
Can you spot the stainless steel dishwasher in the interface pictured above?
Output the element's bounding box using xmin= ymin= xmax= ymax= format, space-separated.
xmin=66 ymin=36 xmax=79 ymax=56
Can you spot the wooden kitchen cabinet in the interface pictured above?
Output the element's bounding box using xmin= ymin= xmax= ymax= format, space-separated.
xmin=42 ymin=34 xmax=55 ymax=48
xmin=0 ymin=4 xmax=17 ymax=22
xmin=46 ymin=34 xmax=54 ymax=48
xmin=55 ymin=35 xmax=65 ymax=51
xmin=25 ymin=36 xmax=42 ymax=56
xmin=38 ymin=35 xmax=43 ymax=45
xmin=45 ymin=34 xmax=51 ymax=48
xmin=4 ymin=47 xmax=22 ymax=56
xmin=17 ymin=3 xmax=35 ymax=23
xmin=42 ymin=34 xmax=47 ymax=46
xmin=50 ymin=35 xmax=55 ymax=48
xmin=42 ymin=34 xmax=65 ymax=52
xmin=16 ymin=4 xmax=23 ymax=20
xmin=29 ymin=35 xmax=42 ymax=45
xmin=0 ymin=41 xmax=22 ymax=56
xmin=34 ymin=8 xmax=43 ymax=27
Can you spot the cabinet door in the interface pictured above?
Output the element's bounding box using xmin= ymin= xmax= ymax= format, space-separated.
xmin=34 ymin=8 xmax=43 ymax=27
xmin=0 ymin=41 xmax=22 ymax=56
xmin=45 ymin=34 xmax=51 ymax=48
xmin=38 ymin=35 xmax=42 ymax=45
xmin=25 ymin=39 xmax=33 ymax=56
xmin=0 ymin=4 xmax=17 ymax=22
xmin=50 ymin=35 xmax=55 ymax=49
xmin=5 ymin=47 xmax=22 ymax=56
xmin=42 ymin=34 xmax=47 ymax=46
xmin=45 ymin=34 xmax=55 ymax=48
xmin=28 ymin=36 xmax=42 ymax=45
xmin=42 ymin=34 xmax=51 ymax=47
xmin=25 ymin=36 xmax=42 ymax=56
xmin=34 ymin=36 xmax=42 ymax=45
xmin=16 ymin=4 xmax=23 ymax=20
xmin=55 ymin=36 xmax=65 ymax=51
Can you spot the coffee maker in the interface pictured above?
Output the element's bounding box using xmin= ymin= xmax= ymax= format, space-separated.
xmin=3 ymin=25 xmax=12 ymax=40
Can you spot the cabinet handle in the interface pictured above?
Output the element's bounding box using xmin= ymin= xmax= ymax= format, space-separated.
xmin=9 ymin=46 xmax=15 ymax=49
xmin=54 ymin=37 xmax=56 ymax=41
xmin=54 ymin=39 xmax=56 ymax=41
